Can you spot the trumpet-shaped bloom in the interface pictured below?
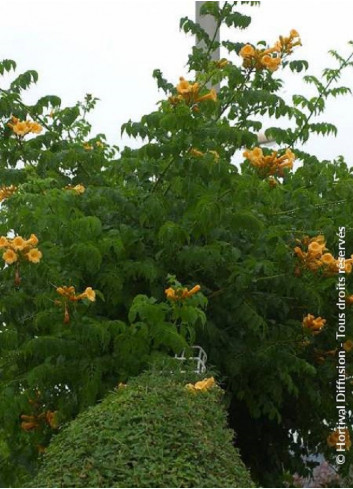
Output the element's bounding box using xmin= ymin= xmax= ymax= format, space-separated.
xmin=26 ymin=234 xmax=39 ymax=247
xmin=186 ymin=377 xmax=216 ymax=393
xmin=195 ymin=88 xmax=217 ymax=103
xmin=57 ymin=285 xmax=95 ymax=302
xmin=165 ymin=287 xmax=177 ymax=300
xmin=186 ymin=285 xmax=201 ymax=297
xmin=302 ymin=314 xmax=326 ymax=334
xmin=11 ymin=236 xmax=27 ymax=251
xmin=30 ymin=122 xmax=43 ymax=134
xmin=56 ymin=286 xmax=76 ymax=298
xmin=165 ymin=284 xmax=201 ymax=301
xmin=216 ymin=58 xmax=229 ymax=68
xmin=294 ymin=235 xmax=350 ymax=276
xmin=8 ymin=118 xmax=42 ymax=136
xmin=239 ymin=31 xmax=300 ymax=73
xmin=327 ymin=429 xmax=351 ymax=450
xmin=12 ymin=121 xmax=31 ymax=136
xmin=320 ymin=253 xmax=335 ymax=265
xmin=190 ymin=148 xmax=204 ymax=158
xmin=244 ymin=147 xmax=295 ymax=177
xmin=73 ymin=184 xmax=85 ymax=194
xmin=177 ymin=77 xmax=193 ymax=94
xmin=294 ymin=246 xmax=305 ymax=259
xmin=0 ymin=236 xmax=9 ymax=248
xmin=261 ymin=55 xmax=281 ymax=72
xmin=239 ymin=44 xmax=256 ymax=58
xmin=308 ymin=241 xmax=326 ymax=257
xmin=65 ymin=184 xmax=85 ymax=194
xmin=172 ymin=77 xmax=217 ymax=106
xmin=26 ymin=248 xmax=42 ymax=264
xmin=45 ymin=410 xmax=59 ymax=429
xmin=276 ymin=30 xmax=302 ymax=55
xmin=3 ymin=249 xmax=18 ymax=264
xmin=0 ymin=185 xmax=17 ymax=202
xmin=82 ymin=287 xmax=96 ymax=302
xmin=21 ymin=421 xmax=38 ymax=431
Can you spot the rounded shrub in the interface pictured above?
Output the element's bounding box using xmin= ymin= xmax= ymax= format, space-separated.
xmin=31 ymin=367 xmax=254 ymax=488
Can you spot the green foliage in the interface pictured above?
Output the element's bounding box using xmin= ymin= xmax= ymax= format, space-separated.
xmin=30 ymin=367 xmax=254 ymax=488
xmin=1 ymin=2 xmax=353 ymax=487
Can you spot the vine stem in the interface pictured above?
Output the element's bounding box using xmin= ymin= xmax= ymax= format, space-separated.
xmin=149 ymin=156 xmax=174 ymax=194
xmin=215 ymin=67 xmax=254 ymax=122
xmin=204 ymin=2 xmax=228 ymax=61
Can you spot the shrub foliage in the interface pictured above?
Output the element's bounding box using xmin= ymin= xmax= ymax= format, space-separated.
xmin=30 ymin=367 xmax=254 ymax=488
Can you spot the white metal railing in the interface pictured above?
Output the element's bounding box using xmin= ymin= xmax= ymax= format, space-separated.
xmin=174 ymin=345 xmax=207 ymax=374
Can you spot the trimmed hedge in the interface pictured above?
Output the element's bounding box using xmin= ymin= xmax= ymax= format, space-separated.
xmin=31 ymin=367 xmax=254 ymax=488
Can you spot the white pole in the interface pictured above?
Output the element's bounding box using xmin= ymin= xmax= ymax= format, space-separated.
xmin=195 ymin=2 xmax=273 ymax=145
xmin=195 ymin=1 xmax=220 ymax=63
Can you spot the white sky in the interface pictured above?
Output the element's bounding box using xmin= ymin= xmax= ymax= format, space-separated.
xmin=1 ymin=0 xmax=353 ymax=163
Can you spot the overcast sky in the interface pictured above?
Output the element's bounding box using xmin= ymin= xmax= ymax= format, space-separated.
xmin=1 ymin=0 xmax=353 ymax=164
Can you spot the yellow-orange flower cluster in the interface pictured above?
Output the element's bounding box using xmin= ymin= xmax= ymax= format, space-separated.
xmin=56 ymin=286 xmax=96 ymax=324
xmin=190 ymin=148 xmax=220 ymax=161
xmin=274 ymin=30 xmax=302 ymax=55
xmin=0 ymin=234 xmax=42 ymax=265
xmin=239 ymin=30 xmax=301 ymax=72
xmin=165 ymin=284 xmax=201 ymax=301
xmin=0 ymin=184 xmax=17 ymax=202
xmin=21 ymin=410 xmax=58 ymax=432
xmin=243 ymin=147 xmax=295 ymax=177
xmin=216 ymin=58 xmax=229 ymax=69
xmin=190 ymin=148 xmax=204 ymax=158
xmin=186 ymin=377 xmax=216 ymax=393
xmin=294 ymin=235 xmax=353 ymax=275
xmin=64 ymin=184 xmax=85 ymax=194
xmin=239 ymin=43 xmax=281 ymax=72
xmin=7 ymin=116 xmax=42 ymax=136
xmin=83 ymin=141 xmax=104 ymax=150
xmin=169 ymin=77 xmax=217 ymax=106
xmin=327 ymin=428 xmax=351 ymax=450
xmin=302 ymin=313 xmax=326 ymax=335
xmin=83 ymin=142 xmax=94 ymax=151
xmin=56 ymin=285 xmax=96 ymax=302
